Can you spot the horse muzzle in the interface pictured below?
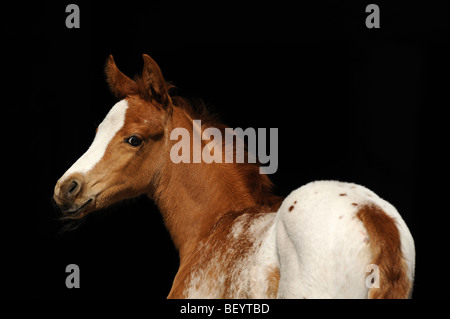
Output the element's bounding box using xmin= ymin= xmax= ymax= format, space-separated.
xmin=53 ymin=172 xmax=94 ymax=218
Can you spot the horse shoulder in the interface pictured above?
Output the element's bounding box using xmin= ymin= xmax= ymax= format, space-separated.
xmin=169 ymin=210 xmax=279 ymax=298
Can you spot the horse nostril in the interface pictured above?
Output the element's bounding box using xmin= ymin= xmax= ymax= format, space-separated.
xmin=68 ymin=180 xmax=79 ymax=195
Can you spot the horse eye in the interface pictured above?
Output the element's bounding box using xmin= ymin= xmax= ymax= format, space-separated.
xmin=125 ymin=136 xmax=143 ymax=147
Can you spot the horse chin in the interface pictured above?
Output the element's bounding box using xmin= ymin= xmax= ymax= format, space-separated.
xmin=62 ymin=198 xmax=94 ymax=220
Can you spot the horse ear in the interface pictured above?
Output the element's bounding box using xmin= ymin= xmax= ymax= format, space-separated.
xmin=105 ymin=55 xmax=137 ymax=99
xmin=141 ymin=54 xmax=172 ymax=109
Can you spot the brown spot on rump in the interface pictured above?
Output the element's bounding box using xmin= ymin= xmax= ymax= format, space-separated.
xmin=266 ymin=266 xmax=280 ymax=298
xmin=356 ymin=204 xmax=411 ymax=299
xmin=339 ymin=193 xmax=347 ymax=196
xmin=288 ymin=201 xmax=297 ymax=212
xmin=352 ymin=203 xmax=358 ymax=206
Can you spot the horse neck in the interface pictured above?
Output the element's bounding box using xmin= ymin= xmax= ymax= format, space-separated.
xmin=151 ymin=108 xmax=257 ymax=262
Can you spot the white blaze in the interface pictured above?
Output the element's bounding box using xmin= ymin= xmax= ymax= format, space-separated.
xmin=61 ymin=99 xmax=129 ymax=180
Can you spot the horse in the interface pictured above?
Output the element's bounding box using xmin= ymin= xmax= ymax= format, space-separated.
xmin=53 ymin=54 xmax=415 ymax=298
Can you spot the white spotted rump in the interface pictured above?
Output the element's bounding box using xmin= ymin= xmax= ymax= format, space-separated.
xmin=275 ymin=181 xmax=415 ymax=298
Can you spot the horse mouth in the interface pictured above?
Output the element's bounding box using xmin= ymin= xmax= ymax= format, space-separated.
xmin=65 ymin=198 xmax=93 ymax=218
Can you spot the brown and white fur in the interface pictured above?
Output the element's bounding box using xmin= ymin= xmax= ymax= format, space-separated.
xmin=53 ymin=54 xmax=415 ymax=298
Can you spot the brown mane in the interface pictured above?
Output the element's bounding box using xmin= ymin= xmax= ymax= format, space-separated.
xmin=168 ymin=93 xmax=283 ymax=209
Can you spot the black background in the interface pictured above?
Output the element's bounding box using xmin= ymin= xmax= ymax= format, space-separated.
xmin=2 ymin=1 xmax=448 ymax=300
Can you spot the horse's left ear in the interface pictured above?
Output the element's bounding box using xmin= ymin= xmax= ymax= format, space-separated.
xmin=141 ymin=54 xmax=172 ymax=110
xmin=105 ymin=55 xmax=137 ymax=99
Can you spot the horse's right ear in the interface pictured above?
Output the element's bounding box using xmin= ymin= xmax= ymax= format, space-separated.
xmin=105 ymin=55 xmax=137 ymax=99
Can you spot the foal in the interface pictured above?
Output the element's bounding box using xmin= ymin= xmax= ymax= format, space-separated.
xmin=54 ymin=54 xmax=415 ymax=298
